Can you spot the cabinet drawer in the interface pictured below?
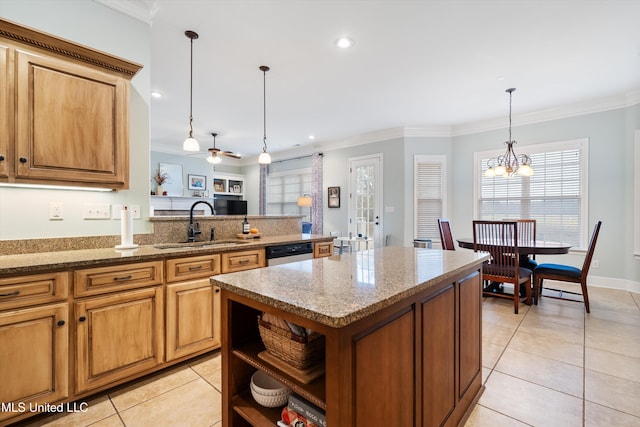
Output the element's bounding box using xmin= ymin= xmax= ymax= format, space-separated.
xmin=74 ymin=261 xmax=163 ymax=297
xmin=314 ymin=242 xmax=333 ymax=258
xmin=221 ymin=249 xmax=265 ymax=273
xmin=0 ymin=272 xmax=69 ymax=310
xmin=166 ymin=254 xmax=221 ymax=283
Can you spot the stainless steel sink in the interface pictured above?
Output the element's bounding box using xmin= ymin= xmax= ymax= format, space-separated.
xmin=154 ymin=240 xmax=251 ymax=250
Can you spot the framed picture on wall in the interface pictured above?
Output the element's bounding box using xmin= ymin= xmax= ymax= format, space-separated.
xmin=188 ymin=174 xmax=206 ymax=190
xmin=328 ymin=186 xmax=340 ymax=208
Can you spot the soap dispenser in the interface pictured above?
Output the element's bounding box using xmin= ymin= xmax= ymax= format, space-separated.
xmin=242 ymin=215 xmax=250 ymax=234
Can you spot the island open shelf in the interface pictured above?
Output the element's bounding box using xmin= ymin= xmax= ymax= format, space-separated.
xmin=214 ymin=247 xmax=489 ymax=426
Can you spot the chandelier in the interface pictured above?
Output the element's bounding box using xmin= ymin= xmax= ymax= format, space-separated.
xmin=485 ymin=88 xmax=533 ymax=177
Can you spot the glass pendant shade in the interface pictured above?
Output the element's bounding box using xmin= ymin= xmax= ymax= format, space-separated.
xmin=207 ymin=153 xmax=221 ymax=164
xmin=258 ymin=152 xmax=272 ymax=164
xmin=183 ymin=135 xmax=199 ymax=152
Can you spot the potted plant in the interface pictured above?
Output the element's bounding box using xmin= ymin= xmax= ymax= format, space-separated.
xmin=152 ymin=169 xmax=169 ymax=195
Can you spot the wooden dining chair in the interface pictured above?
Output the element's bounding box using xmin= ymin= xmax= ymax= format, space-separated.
xmin=505 ymin=219 xmax=538 ymax=270
xmin=473 ymin=220 xmax=532 ymax=314
xmin=533 ymin=221 xmax=602 ymax=313
xmin=438 ymin=218 xmax=456 ymax=250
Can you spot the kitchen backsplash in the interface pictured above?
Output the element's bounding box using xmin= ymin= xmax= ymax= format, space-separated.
xmin=0 ymin=215 xmax=305 ymax=255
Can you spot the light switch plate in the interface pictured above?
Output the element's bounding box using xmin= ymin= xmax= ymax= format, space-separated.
xmin=84 ymin=203 xmax=110 ymax=219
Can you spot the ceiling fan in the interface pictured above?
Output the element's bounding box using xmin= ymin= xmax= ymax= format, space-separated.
xmin=207 ymin=132 xmax=241 ymax=163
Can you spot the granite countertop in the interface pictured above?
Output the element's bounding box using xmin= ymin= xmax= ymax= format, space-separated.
xmin=211 ymin=246 xmax=490 ymax=328
xmin=0 ymin=234 xmax=332 ymax=275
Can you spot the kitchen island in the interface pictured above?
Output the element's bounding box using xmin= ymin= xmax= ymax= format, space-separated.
xmin=212 ymin=246 xmax=490 ymax=426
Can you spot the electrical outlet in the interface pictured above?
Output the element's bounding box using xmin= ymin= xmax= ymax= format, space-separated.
xmin=83 ymin=203 xmax=110 ymax=219
xmin=592 ymin=260 xmax=600 ymax=268
xmin=49 ymin=202 xmax=63 ymax=220
xmin=131 ymin=205 xmax=141 ymax=219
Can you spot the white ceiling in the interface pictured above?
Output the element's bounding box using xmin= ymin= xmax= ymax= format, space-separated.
xmin=104 ymin=0 xmax=640 ymax=162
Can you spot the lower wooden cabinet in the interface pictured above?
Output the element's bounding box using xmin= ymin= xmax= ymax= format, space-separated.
xmin=221 ymin=249 xmax=265 ymax=273
xmin=313 ymin=241 xmax=332 ymax=258
xmin=166 ymin=279 xmax=221 ymax=361
xmin=74 ymin=286 xmax=164 ymax=393
xmin=0 ymin=303 xmax=69 ymax=424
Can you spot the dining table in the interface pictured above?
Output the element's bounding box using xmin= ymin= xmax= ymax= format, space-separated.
xmin=456 ymin=238 xmax=572 ymax=255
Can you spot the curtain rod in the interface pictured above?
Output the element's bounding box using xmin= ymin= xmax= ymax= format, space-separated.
xmin=269 ymin=152 xmax=323 ymax=164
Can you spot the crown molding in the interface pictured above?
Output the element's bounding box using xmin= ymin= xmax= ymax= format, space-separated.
xmin=452 ymin=89 xmax=640 ymax=136
xmin=93 ymin=0 xmax=158 ymax=25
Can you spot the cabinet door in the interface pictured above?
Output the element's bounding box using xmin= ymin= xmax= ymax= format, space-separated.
xmin=458 ymin=272 xmax=481 ymax=396
xmin=166 ymin=280 xmax=221 ymax=361
xmin=75 ymin=287 xmax=164 ymax=393
xmin=0 ymin=44 xmax=9 ymax=178
xmin=353 ymin=309 xmax=415 ymax=426
xmin=421 ymin=285 xmax=455 ymax=427
xmin=0 ymin=303 xmax=68 ymax=424
xmin=14 ymin=49 xmax=129 ymax=187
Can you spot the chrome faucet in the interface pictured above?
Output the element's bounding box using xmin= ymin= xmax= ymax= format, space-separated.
xmin=188 ymin=201 xmax=215 ymax=242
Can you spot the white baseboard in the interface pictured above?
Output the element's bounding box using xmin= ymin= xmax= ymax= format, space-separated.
xmin=587 ymin=274 xmax=640 ymax=294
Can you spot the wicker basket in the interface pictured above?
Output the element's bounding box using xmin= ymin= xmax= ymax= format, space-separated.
xmin=258 ymin=315 xmax=325 ymax=370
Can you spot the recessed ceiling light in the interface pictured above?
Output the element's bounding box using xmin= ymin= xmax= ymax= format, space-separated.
xmin=308 ymin=135 xmax=315 ymax=140
xmin=496 ymin=76 xmax=505 ymax=81
xmin=150 ymin=90 xmax=164 ymax=98
xmin=336 ymin=37 xmax=353 ymax=49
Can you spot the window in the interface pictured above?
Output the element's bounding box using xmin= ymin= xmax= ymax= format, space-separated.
xmin=475 ymin=139 xmax=588 ymax=249
xmin=414 ymin=155 xmax=446 ymax=241
xmin=266 ymin=168 xmax=312 ymax=216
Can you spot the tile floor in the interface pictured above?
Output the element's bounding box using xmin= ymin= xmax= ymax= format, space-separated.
xmin=12 ymin=284 xmax=640 ymax=427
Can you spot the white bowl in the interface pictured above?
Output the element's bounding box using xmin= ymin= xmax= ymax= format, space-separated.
xmin=250 ymin=370 xmax=289 ymax=396
xmin=250 ymin=371 xmax=290 ymax=407
xmin=250 ymin=383 xmax=291 ymax=407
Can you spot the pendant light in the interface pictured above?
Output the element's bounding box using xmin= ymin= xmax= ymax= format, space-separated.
xmin=182 ymin=30 xmax=200 ymax=152
xmin=485 ymin=88 xmax=533 ymax=177
xmin=207 ymin=133 xmax=222 ymax=164
xmin=258 ymin=65 xmax=272 ymax=164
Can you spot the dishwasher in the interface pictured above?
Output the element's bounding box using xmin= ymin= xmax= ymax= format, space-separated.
xmin=265 ymin=242 xmax=314 ymax=266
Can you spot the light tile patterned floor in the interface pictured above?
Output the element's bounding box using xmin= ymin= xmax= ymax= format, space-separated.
xmin=13 ymin=285 xmax=640 ymax=427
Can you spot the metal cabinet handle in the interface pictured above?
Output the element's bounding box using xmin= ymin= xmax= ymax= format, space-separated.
xmin=79 ymin=316 xmax=87 ymax=322
xmin=57 ymin=320 xmax=65 ymax=327
xmin=19 ymin=157 xmax=27 ymax=163
xmin=0 ymin=290 xmax=20 ymax=297
xmin=214 ymin=288 xmax=220 ymax=293
xmin=239 ymin=259 xmax=250 ymax=264
xmin=113 ymin=275 xmax=133 ymax=281
xmin=0 ymin=155 xmax=4 ymax=161
xmin=188 ymin=265 xmax=203 ymax=271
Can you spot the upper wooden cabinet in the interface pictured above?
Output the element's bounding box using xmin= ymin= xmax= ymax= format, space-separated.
xmin=0 ymin=18 xmax=142 ymax=189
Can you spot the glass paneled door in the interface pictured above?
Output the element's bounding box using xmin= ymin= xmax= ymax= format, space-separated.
xmin=349 ymin=154 xmax=383 ymax=248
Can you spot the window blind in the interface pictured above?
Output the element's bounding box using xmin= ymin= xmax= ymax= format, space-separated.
xmin=266 ymin=169 xmax=312 ymax=216
xmin=415 ymin=156 xmax=446 ymax=240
